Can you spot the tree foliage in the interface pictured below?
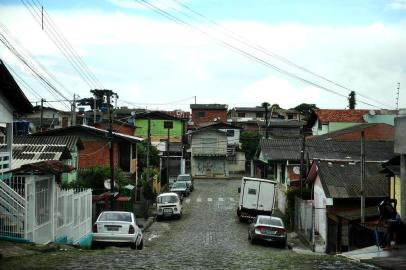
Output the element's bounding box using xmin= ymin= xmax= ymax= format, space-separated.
xmin=62 ymin=165 xmax=130 ymax=193
xmin=136 ymin=142 xmax=160 ymax=170
xmin=240 ymin=131 xmax=260 ymax=159
xmin=293 ymin=103 xmax=318 ymax=120
xmin=348 ymin=91 xmax=356 ymax=109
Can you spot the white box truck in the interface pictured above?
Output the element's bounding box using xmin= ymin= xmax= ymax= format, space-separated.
xmin=237 ymin=177 xmax=277 ymax=221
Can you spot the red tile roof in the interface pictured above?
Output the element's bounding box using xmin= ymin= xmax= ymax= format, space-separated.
xmin=316 ymin=109 xmax=369 ymax=124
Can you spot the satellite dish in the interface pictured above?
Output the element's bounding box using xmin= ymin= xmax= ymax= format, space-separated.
xmin=293 ymin=166 xmax=300 ymax=174
xmin=104 ymin=179 xmax=116 ymax=190
xmin=131 ymin=111 xmax=135 ymax=116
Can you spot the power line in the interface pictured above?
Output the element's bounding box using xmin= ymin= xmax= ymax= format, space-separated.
xmin=21 ymin=0 xmax=100 ymax=90
xmin=169 ymin=0 xmax=394 ymax=109
xmin=134 ymin=0 xmax=387 ymax=109
xmin=33 ymin=0 xmax=103 ymax=88
xmin=0 ymin=25 xmax=71 ymax=109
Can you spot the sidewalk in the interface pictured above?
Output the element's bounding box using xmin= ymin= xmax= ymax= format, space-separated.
xmin=340 ymin=245 xmax=406 ymax=270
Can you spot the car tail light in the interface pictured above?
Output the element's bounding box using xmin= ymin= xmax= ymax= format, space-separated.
xmin=255 ymin=226 xmax=266 ymax=233
xmin=92 ymin=224 xmax=98 ymax=233
xmin=277 ymin=228 xmax=286 ymax=236
xmin=128 ymin=225 xmax=135 ymax=234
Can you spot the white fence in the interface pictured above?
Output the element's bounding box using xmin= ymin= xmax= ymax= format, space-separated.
xmin=0 ymin=174 xmax=92 ymax=245
xmin=55 ymin=187 xmax=92 ymax=244
xmin=294 ymin=196 xmax=314 ymax=244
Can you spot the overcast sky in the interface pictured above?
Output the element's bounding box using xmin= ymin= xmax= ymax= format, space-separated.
xmin=0 ymin=0 xmax=405 ymax=111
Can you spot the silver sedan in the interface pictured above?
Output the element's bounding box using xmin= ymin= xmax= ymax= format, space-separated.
xmin=91 ymin=211 xmax=143 ymax=249
xmin=248 ymin=215 xmax=287 ymax=248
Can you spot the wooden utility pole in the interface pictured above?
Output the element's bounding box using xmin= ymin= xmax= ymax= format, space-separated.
xmin=91 ymin=89 xmax=117 ymax=209
xmin=71 ymin=94 xmax=76 ymax=126
xmin=300 ymin=128 xmax=305 ymax=198
xmin=361 ymin=131 xmax=366 ymax=224
xmin=146 ymin=118 xmax=151 ymax=183
xmin=40 ymin=98 xmax=45 ymax=132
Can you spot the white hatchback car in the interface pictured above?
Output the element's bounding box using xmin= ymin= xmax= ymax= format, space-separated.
xmin=156 ymin=192 xmax=182 ymax=220
xmin=91 ymin=211 xmax=143 ymax=249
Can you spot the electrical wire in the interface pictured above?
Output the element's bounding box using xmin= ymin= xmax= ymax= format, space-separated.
xmin=133 ymin=0 xmax=387 ymax=109
xmin=0 ymin=22 xmax=71 ymax=109
xmin=169 ymin=0 xmax=394 ymax=109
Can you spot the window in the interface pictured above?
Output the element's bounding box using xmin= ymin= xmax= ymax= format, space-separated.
xmin=287 ymin=114 xmax=293 ymax=119
xmin=237 ymin=112 xmax=245 ymax=117
xmin=226 ymin=130 xmax=234 ymax=137
xmin=198 ymin=111 xmax=205 ymax=117
xmin=248 ymin=188 xmax=256 ymax=195
xmin=256 ymin=112 xmax=263 ymax=118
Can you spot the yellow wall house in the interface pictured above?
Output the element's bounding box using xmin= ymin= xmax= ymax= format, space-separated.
xmin=382 ymin=156 xmax=402 ymax=217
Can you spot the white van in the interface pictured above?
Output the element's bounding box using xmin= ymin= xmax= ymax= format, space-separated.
xmin=156 ymin=192 xmax=182 ymax=220
xmin=237 ymin=177 xmax=277 ymax=221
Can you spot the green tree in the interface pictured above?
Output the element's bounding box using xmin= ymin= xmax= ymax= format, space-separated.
xmin=62 ymin=165 xmax=130 ymax=193
xmin=348 ymin=91 xmax=356 ymax=109
xmin=240 ymin=131 xmax=261 ymax=159
xmin=293 ymin=103 xmax=318 ymax=120
xmin=136 ymin=142 xmax=160 ymax=170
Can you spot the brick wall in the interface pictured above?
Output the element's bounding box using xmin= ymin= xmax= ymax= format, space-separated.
xmin=334 ymin=124 xmax=394 ymax=141
xmin=79 ymin=140 xmax=120 ymax=168
xmin=95 ymin=122 xmax=134 ymax=136
xmin=192 ymin=109 xmax=228 ymax=126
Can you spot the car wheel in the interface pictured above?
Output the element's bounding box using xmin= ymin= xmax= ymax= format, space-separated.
xmin=250 ymin=234 xmax=256 ymax=245
xmin=177 ymin=212 xmax=182 ymax=219
xmin=91 ymin=241 xmax=98 ymax=250
xmin=248 ymin=232 xmax=251 ymax=240
xmin=137 ymin=239 xmax=144 ymax=250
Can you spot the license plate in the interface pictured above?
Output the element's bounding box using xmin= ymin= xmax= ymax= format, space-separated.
xmin=164 ymin=209 xmax=173 ymax=213
xmin=265 ymin=230 xmax=276 ymax=235
xmin=106 ymin=226 xmax=119 ymax=231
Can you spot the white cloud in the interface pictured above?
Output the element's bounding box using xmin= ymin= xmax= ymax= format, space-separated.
xmin=0 ymin=4 xmax=405 ymax=111
xmin=387 ymin=0 xmax=406 ymax=10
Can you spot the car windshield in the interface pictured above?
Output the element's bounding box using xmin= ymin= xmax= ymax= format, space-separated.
xmin=177 ymin=175 xmax=191 ymax=181
xmin=258 ymin=217 xmax=283 ymax=227
xmin=158 ymin=195 xmax=178 ymax=204
xmin=98 ymin=212 xmax=132 ymax=222
xmin=173 ymin=182 xmax=186 ymax=188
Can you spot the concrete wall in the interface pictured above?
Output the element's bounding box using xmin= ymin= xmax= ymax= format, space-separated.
xmin=191 ymin=157 xmax=228 ymax=178
xmin=228 ymin=151 xmax=245 ymax=174
xmin=191 ymin=130 xmax=227 ymax=155
xmin=219 ymin=128 xmax=240 ymax=146
xmin=364 ymin=114 xmax=397 ymax=126
xmin=314 ymin=175 xmax=328 ymax=250
xmin=395 ymin=117 xmax=406 ymax=221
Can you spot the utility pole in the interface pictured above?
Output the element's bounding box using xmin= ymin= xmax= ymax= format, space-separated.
xmin=262 ymin=102 xmax=270 ymax=139
xmin=93 ymin=94 xmax=96 ymax=125
xmin=41 ymin=6 xmax=44 ymax=30
xmin=164 ymin=121 xmax=173 ymax=186
xmin=91 ymin=89 xmax=117 ymax=209
xmin=71 ymin=94 xmax=76 ymax=126
xmin=396 ymin=83 xmax=400 ymax=112
xmin=40 ymin=98 xmax=45 ymax=132
xmin=360 ymin=131 xmax=365 ymax=224
xmin=300 ymin=127 xmax=305 ymax=198
xmin=146 ymin=118 xmax=151 ymax=183
xmin=194 ymin=96 xmax=196 ymax=104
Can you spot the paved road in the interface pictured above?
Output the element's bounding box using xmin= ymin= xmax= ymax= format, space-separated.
xmin=60 ymin=179 xmax=379 ymax=270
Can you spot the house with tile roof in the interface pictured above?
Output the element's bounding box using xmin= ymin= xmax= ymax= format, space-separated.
xmin=308 ymin=123 xmax=395 ymax=141
xmin=306 ymin=160 xmax=389 ymax=253
xmin=29 ymin=125 xmax=143 ymax=183
xmin=257 ymin=138 xmax=394 ymax=214
xmin=306 ymin=109 xmax=369 ymax=136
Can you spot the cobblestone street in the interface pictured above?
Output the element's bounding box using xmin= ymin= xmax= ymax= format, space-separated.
xmin=58 ymin=179 xmax=379 ymax=270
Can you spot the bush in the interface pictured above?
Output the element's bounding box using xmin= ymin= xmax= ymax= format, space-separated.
xmin=62 ymin=166 xmax=130 ymax=193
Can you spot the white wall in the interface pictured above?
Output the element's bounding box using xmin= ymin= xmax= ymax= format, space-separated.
xmin=314 ymin=175 xmax=328 ymax=251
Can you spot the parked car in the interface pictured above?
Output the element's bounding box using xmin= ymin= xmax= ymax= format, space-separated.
xmin=170 ymin=181 xmax=189 ymax=198
xmin=91 ymin=211 xmax=143 ymax=250
xmin=248 ymin=215 xmax=287 ymax=248
xmin=156 ymin=192 xmax=182 ymax=220
xmin=176 ymin=174 xmax=194 ymax=192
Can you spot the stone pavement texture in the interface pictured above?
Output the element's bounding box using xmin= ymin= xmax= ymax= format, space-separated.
xmin=341 ymin=245 xmax=406 ymax=270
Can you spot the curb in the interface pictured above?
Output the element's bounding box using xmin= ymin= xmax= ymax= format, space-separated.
xmin=141 ymin=217 xmax=155 ymax=232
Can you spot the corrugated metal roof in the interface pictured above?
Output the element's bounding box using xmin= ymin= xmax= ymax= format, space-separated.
xmin=317 ymin=161 xmax=388 ymax=199
xmin=259 ymin=138 xmax=394 ymax=161
xmin=9 ymin=143 xmax=70 ymax=170
xmin=14 ymin=135 xmax=84 ymax=150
